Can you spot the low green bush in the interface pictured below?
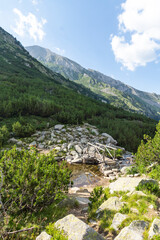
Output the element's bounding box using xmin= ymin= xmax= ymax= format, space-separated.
xmin=12 ymin=121 xmax=35 ymax=137
xmin=0 ymin=125 xmax=9 ymax=147
xmin=46 ymin=223 xmax=68 ymax=240
xmin=136 ymin=180 xmax=160 ymax=197
xmin=0 ymin=147 xmax=72 ymax=214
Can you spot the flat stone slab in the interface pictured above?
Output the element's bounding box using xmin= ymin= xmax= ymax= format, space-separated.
xmin=55 ymin=214 xmax=105 ymax=240
xmin=109 ymin=177 xmax=144 ymax=193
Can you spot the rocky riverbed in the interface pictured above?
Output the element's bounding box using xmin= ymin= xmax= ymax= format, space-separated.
xmin=7 ymin=123 xmax=133 ymax=180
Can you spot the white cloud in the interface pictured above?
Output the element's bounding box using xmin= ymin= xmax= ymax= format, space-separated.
xmin=54 ymin=47 xmax=65 ymax=55
xmin=31 ymin=0 xmax=38 ymax=5
xmin=12 ymin=8 xmax=47 ymax=41
xmin=111 ymin=0 xmax=160 ymax=71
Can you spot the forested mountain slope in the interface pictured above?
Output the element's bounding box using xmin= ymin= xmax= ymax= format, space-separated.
xmin=26 ymin=45 xmax=160 ymax=120
xmin=0 ymin=27 xmax=157 ymax=151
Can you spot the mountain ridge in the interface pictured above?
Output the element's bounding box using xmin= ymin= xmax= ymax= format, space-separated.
xmin=26 ymin=45 xmax=160 ymax=120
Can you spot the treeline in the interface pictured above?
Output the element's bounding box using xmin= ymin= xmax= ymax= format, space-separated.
xmin=0 ymin=74 xmax=157 ymax=152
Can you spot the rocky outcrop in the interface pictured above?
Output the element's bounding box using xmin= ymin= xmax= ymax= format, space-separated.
xmin=54 ymin=214 xmax=105 ymax=240
xmin=115 ymin=220 xmax=149 ymax=240
xmin=148 ymin=218 xmax=160 ymax=239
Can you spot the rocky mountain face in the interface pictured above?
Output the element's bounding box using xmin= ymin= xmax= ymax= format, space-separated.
xmin=26 ymin=45 xmax=160 ymax=120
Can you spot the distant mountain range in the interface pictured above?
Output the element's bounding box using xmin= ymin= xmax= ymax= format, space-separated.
xmin=26 ymin=45 xmax=160 ymax=120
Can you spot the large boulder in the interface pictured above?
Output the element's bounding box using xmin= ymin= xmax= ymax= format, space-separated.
xmin=36 ymin=231 xmax=52 ymax=240
xmin=148 ymin=218 xmax=160 ymax=239
xmin=101 ymin=133 xmax=117 ymax=145
xmin=96 ymin=197 xmax=123 ymax=213
xmin=111 ymin=213 xmax=127 ymax=231
xmin=115 ymin=220 xmax=149 ymax=240
xmin=54 ymin=214 xmax=105 ymax=240
xmin=109 ymin=177 xmax=144 ymax=193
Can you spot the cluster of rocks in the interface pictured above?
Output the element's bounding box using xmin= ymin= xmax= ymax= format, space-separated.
xmin=36 ymin=177 xmax=160 ymax=240
xmin=7 ymin=123 xmax=133 ymax=179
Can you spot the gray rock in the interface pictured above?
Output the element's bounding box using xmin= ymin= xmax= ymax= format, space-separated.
xmin=71 ymin=158 xmax=82 ymax=163
xmin=75 ymin=145 xmax=82 ymax=154
xmin=75 ymin=197 xmax=90 ymax=205
xmin=37 ymin=135 xmax=45 ymax=142
xmin=81 ymin=138 xmax=88 ymax=144
xmin=91 ymin=129 xmax=99 ymax=136
xmin=109 ymin=177 xmax=144 ymax=193
xmin=111 ymin=213 xmax=127 ymax=231
xmin=38 ymin=143 xmax=45 ymax=149
xmin=54 ymin=124 xmax=64 ymax=130
xmin=8 ymin=137 xmax=19 ymax=144
xmin=120 ymin=166 xmax=132 ymax=174
xmin=54 ymin=214 xmax=105 ymax=240
xmin=115 ymin=220 xmax=149 ymax=240
xmin=97 ymin=197 xmax=123 ymax=213
xmin=101 ymin=133 xmax=117 ymax=145
xmin=17 ymin=141 xmax=23 ymax=146
xmin=103 ymin=170 xmax=113 ymax=177
xmin=36 ymin=231 xmax=52 ymax=240
xmin=148 ymin=218 xmax=160 ymax=239
xmin=29 ymin=141 xmax=37 ymax=147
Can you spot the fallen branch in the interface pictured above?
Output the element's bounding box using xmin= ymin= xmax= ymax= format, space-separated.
xmin=4 ymin=226 xmax=36 ymax=235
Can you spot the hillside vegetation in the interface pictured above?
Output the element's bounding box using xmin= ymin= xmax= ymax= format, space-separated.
xmin=0 ymin=27 xmax=157 ymax=152
xmin=26 ymin=45 xmax=160 ymax=121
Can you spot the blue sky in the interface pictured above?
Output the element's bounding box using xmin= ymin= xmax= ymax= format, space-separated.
xmin=0 ymin=0 xmax=160 ymax=94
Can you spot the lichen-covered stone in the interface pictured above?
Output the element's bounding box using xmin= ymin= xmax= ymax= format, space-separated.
xmin=109 ymin=177 xmax=144 ymax=193
xmin=36 ymin=231 xmax=52 ymax=240
xmin=111 ymin=213 xmax=127 ymax=231
xmin=97 ymin=197 xmax=123 ymax=213
xmin=54 ymin=214 xmax=105 ymax=240
xmin=148 ymin=218 xmax=160 ymax=239
xmin=115 ymin=220 xmax=149 ymax=240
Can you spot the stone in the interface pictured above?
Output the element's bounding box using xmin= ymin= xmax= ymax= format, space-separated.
xmin=54 ymin=124 xmax=64 ymax=130
xmin=148 ymin=218 xmax=160 ymax=239
xmin=37 ymin=135 xmax=45 ymax=142
xmin=109 ymin=177 xmax=144 ymax=193
xmin=97 ymin=197 xmax=123 ymax=213
xmin=69 ymin=187 xmax=80 ymax=194
xmin=75 ymin=197 xmax=90 ymax=205
xmin=38 ymin=143 xmax=45 ymax=149
xmin=120 ymin=166 xmax=132 ymax=174
xmin=101 ymin=133 xmax=117 ymax=145
xmin=91 ymin=129 xmax=99 ymax=136
xmin=115 ymin=220 xmax=149 ymax=240
xmin=103 ymin=170 xmax=113 ymax=177
xmin=8 ymin=137 xmax=19 ymax=144
xmin=54 ymin=214 xmax=105 ymax=240
xmin=71 ymin=158 xmax=82 ymax=163
xmin=81 ymin=206 xmax=88 ymax=214
xmin=111 ymin=213 xmax=127 ymax=231
xmin=29 ymin=141 xmax=37 ymax=147
xmin=17 ymin=141 xmax=23 ymax=146
xmin=36 ymin=231 xmax=52 ymax=240
xmin=81 ymin=138 xmax=88 ymax=144
xmin=75 ymin=145 xmax=82 ymax=154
